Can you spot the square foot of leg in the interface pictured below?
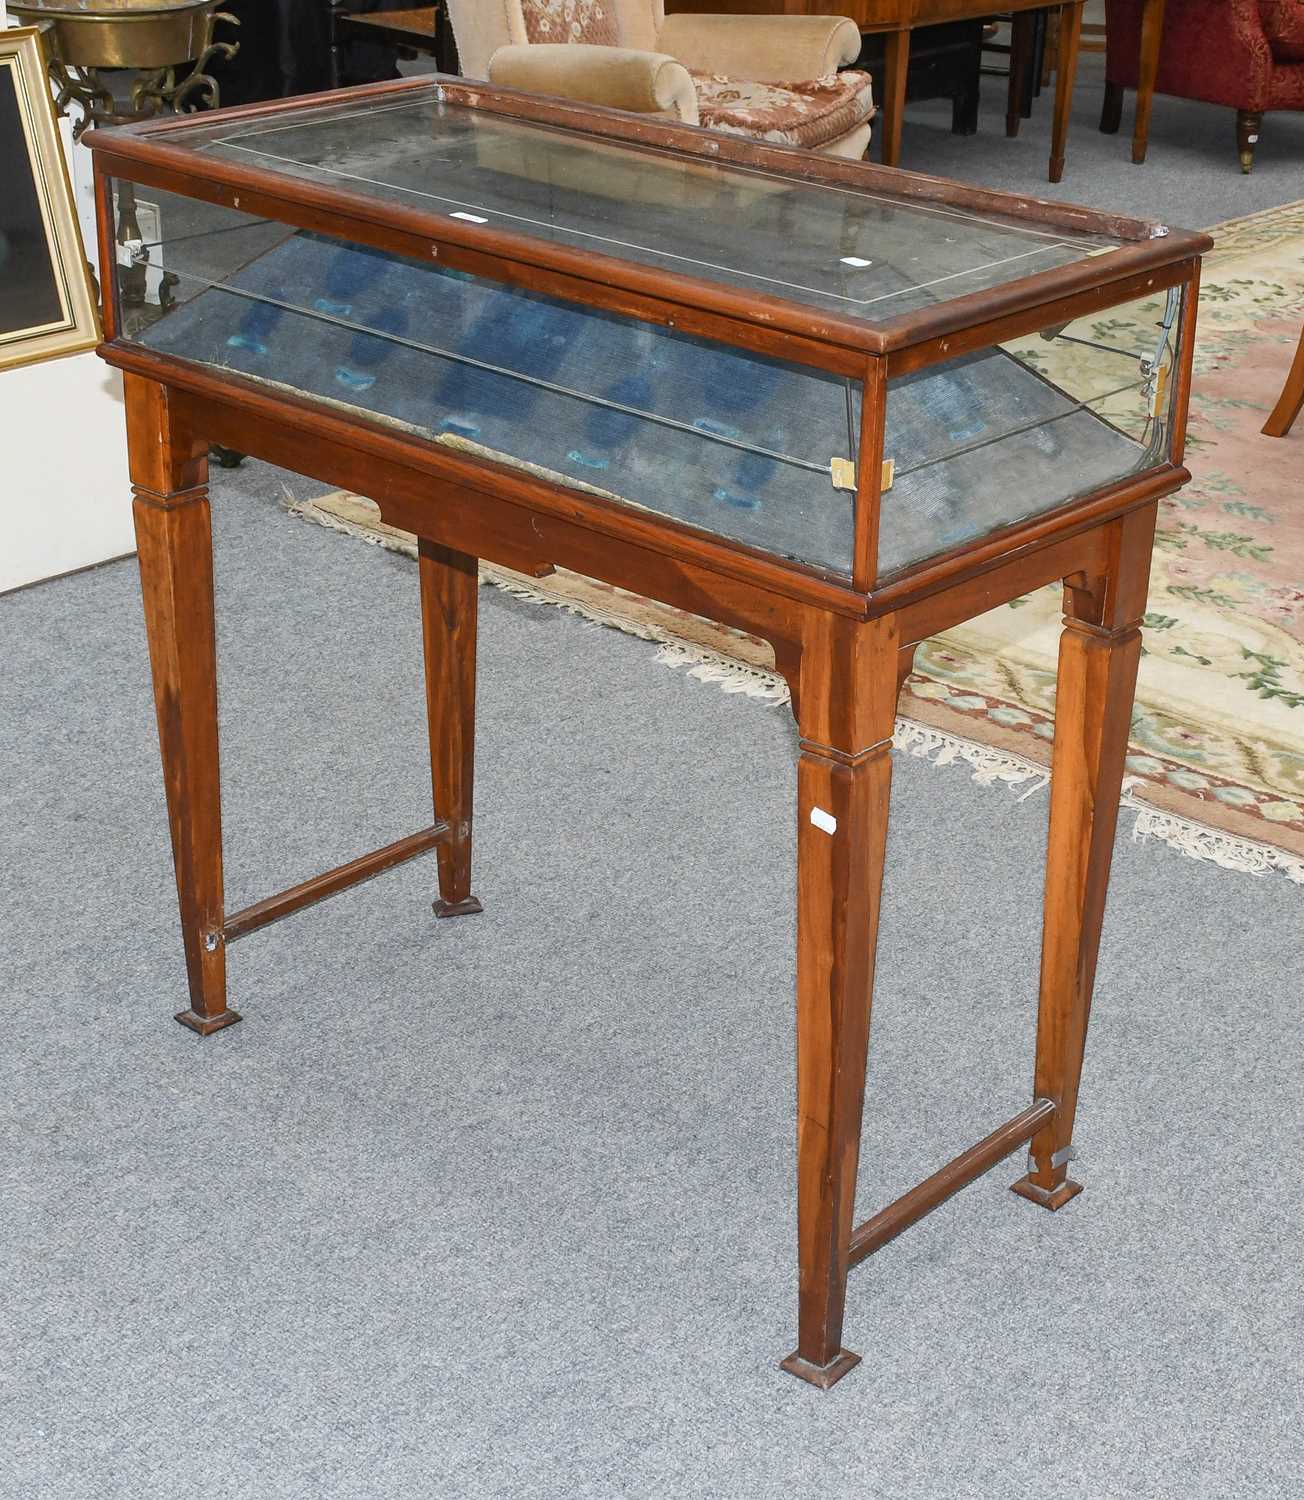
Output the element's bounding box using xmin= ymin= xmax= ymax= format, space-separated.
xmin=433 ymin=895 xmax=483 ymax=919
xmin=779 ymin=1348 xmax=861 ymax=1390
xmin=174 ymin=1008 xmax=243 ymax=1037
xmin=1010 ymin=1175 xmax=1083 ymax=1211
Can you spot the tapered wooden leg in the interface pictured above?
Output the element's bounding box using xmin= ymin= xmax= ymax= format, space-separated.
xmin=1262 ymin=323 xmax=1304 ymax=437
xmin=878 ymin=30 xmax=910 ymax=167
xmin=1132 ymin=0 xmax=1167 ymax=163
xmin=126 ymin=375 xmax=238 ymax=1035
xmin=1012 ymin=506 xmax=1155 ymax=1209
xmin=781 ymin=617 xmax=899 ymax=1390
xmin=1048 ymin=1 xmax=1083 ymax=182
xmin=419 ymin=538 xmax=481 ymax=918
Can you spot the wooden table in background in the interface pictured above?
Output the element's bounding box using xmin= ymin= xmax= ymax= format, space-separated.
xmin=329 ymin=3 xmax=459 ymax=81
xmin=666 ymin=0 xmax=1086 ymax=181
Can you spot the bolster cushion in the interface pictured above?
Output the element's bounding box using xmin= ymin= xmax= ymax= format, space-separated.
xmin=488 ymin=43 xmax=700 ymax=123
xmin=655 ymin=13 xmax=863 ymax=85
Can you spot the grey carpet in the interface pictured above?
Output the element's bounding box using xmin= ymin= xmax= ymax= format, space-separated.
xmin=5 ymin=44 xmax=1304 ymax=1496
xmin=2 ymin=457 xmax=1301 ymax=1499
xmin=891 ymin=42 xmax=1304 ymax=229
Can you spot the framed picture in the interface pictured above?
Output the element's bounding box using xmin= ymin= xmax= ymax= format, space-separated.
xmin=0 ymin=26 xmax=99 ymax=373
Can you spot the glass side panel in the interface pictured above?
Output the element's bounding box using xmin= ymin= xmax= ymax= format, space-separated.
xmin=114 ymin=185 xmax=859 ymax=573
xmin=157 ymin=90 xmax=1119 ymax=323
xmin=878 ymin=287 xmax=1182 ymax=576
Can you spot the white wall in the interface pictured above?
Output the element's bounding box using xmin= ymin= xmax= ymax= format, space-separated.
xmin=1 ymin=356 xmax=134 ymax=593
xmin=2 ymin=1 xmax=135 ymax=593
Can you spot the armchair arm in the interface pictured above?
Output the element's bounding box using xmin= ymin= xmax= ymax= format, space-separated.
xmin=487 ymin=44 xmax=700 ymax=124
xmin=654 ymin=13 xmax=862 ymax=84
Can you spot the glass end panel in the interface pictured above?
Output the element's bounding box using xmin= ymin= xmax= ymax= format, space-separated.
xmin=110 ymin=181 xmax=858 ymax=575
xmin=878 ymin=287 xmax=1183 ymax=578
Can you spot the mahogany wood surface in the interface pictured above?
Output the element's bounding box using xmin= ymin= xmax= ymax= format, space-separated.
xmin=126 ymin=376 xmax=237 ymax=1037
xmin=95 ymin=140 xmax=1201 ymax=371
xmin=338 ymin=5 xmax=438 ymax=44
xmin=879 ymin=28 xmax=911 ymax=169
xmin=1098 ymin=0 xmax=1167 ymax=167
xmin=1048 ymin=2 xmax=1084 ymax=184
xmin=849 ymin=1097 xmax=1056 ymax=1263
xmin=86 ymin=79 xmax=1208 ymax=367
xmin=1133 ymin=0 xmax=1167 ymax=165
xmin=1006 ymin=12 xmax=1036 ymax=140
xmin=1262 ymin=321 xmax=1304 ymax=438
xmin=94 ymin=85 xmax=1209 ymax=1387
xmin=783 ymin=612 xmax=899 ymax=1387
xmin=1010 ymin=503 xmax=1156 ymax=1209
xmin=1170 ymin=260 xmax=1201 ymax=466
xmin=420 ymin=540 xmax=483 ymax=918
xmin=223 ymin=824 xmax=449 ymax=943
xmin=852 ymin=357 xmax=889 ymax=591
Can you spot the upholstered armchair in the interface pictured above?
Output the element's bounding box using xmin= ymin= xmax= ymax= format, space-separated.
xmin=442 ymin=1 xmax=873 ymax=159
xmin=1102 ymin=0 xmax=1304 ymax=171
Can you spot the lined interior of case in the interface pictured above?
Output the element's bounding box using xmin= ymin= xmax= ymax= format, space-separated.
xmin=125 ymin=211 xmax=1166 ymax=578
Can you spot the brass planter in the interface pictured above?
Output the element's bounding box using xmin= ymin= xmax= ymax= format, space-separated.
xmin=9 ymin=1 xmax=231 ymax=72
xmin=11 ymin=0 xmax=240 ymax=132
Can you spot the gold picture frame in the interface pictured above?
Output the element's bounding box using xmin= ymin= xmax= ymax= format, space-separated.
xmin=0 ymin=26 xmax=100 ymax=373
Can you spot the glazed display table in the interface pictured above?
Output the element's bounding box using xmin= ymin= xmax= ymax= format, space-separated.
xmin=87 ymin=76 xmax=1208 ymax=1388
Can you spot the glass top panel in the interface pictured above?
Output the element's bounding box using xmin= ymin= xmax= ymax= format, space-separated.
xmin=166 ymin=89 xmax=1117 ymax=323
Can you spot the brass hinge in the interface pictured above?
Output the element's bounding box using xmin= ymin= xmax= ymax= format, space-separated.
xmin=830 ymin=457 xmax=895 ymax=492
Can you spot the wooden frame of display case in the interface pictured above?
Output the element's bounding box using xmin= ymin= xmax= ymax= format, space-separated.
xmin=87 ymin=76 xmax=1210 ymax=1390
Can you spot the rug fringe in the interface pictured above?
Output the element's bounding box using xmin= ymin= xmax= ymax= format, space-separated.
xmin=890 ymin=717 xmax=1052 ymax=794
xmin=286 ymin=490 xmax=1304 ymax=887
xmin=652 ymin=641 xmax=790 ymax=701
xmin=635 ymin=636 xmax=1304 ymax=887
xmin=1127 ymin=806 xmax=1304 ymax=885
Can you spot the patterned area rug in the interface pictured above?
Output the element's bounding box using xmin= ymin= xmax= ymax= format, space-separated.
xmin=288 ymin=201 xmax=1304 ymax=884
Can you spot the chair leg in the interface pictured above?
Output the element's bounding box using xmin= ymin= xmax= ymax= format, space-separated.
xmin=1048 ymin=1 xmax=1084 ymax=183
xmin=1006 ymin=13 xmax=1034 ymax=138
xmin=1262 ymin=324 xmax=1304 ymax=438
xmin=1041 ymin=7 xmax=1059 ymax=87
xmin=1100 ymin=81 xmax=1124 ymax=134
xmin=1132 ymin=0 xmax=1166 ymax=163
xmin=1237 ymin=109 xmax=1262 ymax=173
xmin=951 ymin=74 xmax=979 ymax=136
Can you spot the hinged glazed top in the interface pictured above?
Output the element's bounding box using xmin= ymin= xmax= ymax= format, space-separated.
xmin=87 ymin=78 xmax=1204 ymax=353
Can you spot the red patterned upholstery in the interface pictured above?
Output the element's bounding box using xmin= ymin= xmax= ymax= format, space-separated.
xmin=1260 ymin=0 xmax=1304 ymax=63
xmin=1104 ymin=0 xmax=1304 ymax=113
